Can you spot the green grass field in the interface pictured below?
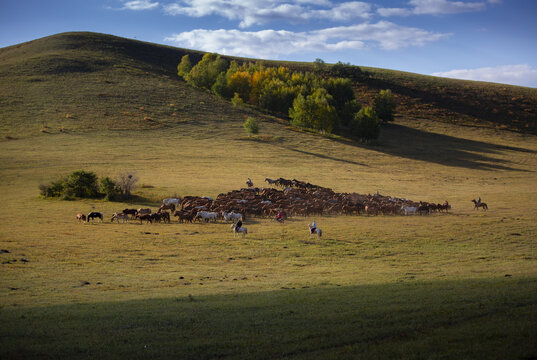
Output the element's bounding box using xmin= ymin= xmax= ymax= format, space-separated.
xmin=1 ymin=115 xmax=536 ymax=359
xmin=1 ymin=32 xmax=536 ymax=359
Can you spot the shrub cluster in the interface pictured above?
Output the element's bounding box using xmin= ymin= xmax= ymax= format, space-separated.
xmin=39 ymin=170 xmax=132 ymax=201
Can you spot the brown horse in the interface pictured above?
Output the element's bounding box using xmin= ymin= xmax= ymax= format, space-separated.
xmin=472 ymin=199 xmax=488 ymax=210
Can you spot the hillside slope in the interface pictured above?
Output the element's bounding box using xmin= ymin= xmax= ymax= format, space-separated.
xmin=0 ymin=31 xmax=536 ymax=138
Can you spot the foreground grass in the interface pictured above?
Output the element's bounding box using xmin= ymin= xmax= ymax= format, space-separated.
xmin=1 ymin=278 xmax=536 ymax=359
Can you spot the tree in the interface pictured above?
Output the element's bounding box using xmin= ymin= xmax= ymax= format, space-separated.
xmin=186 ymin=53 xmax=228 ymax=90
xmin=374 ymin=89 xmax=397 ymax=122
xmin=243 ymin=117 xmax=259 ymax=137
xmin=289 ymin=88 xmax=337 ymax=133
xmin=313 ymin=58 xmax=326 ymax=72
xmin=177 ymin=54 xmax=192 ymax=79
xmin=117 ymin=172 xmax=139 ymax=198
xmin=349 ymin=106 xmax=381 ymax=141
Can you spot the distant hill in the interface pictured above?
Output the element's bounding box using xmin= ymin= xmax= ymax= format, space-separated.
xmin=1 ymin=31 xmax=536 ymax=138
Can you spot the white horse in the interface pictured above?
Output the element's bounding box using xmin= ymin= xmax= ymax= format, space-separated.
xmin=308 ymin=224 xmax=322 ymax=238
xmin=230 ymin=223 xmax=248 ymax=238
xmin=222 ymin=211 xmax=243 ymax=223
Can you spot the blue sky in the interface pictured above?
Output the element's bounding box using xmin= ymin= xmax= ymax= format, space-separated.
xmin=1 ymin=0 xmax=536 ymax=87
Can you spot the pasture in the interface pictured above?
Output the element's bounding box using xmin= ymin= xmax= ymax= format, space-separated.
xmin=1 ymin=116 xmax=536 ymax=359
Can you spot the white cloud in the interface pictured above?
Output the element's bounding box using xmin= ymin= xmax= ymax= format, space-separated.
xmin=378 ymin=0 xmax=486 ymax=17
xmin=164 ymin=1 xmax=373 ymax=28
xmin=122 ymin=0 xmax=159 ymax=10
xmin=431 ymin=64 xmax=537 ymax=87
xmin=165 ymin=21 xmax=448 ymax=58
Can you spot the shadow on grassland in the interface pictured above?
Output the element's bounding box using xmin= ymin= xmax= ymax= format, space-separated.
xmin=2 ymin=277 xmax=536 ymax=359
xmin=369 ymin=123 xmax=535 ymax=171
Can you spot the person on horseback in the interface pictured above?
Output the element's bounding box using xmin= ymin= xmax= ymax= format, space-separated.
xmin=235 ymin=219 xmax=242 ymax=232
xmin=246 ymin=178 xmax=253 ymax=187
xmin=310 ymin=220 xmax=317 ymax=234
xmin=477 ymin=197 xmax=481 ymax=205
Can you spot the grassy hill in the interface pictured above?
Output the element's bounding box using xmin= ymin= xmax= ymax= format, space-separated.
xmin=1 ymin=32 xmax=536 ymax=359
xmin=1 ymin=31 xmax=536 ymax=138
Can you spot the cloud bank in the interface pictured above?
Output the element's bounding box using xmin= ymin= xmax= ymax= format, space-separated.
xmin=165 ymin=21 xmax=449 ymax=58
xmin=432 ymin=64 xmax=537 ymax=87
xmin=164 ymin=1 xmax=374 ymax=28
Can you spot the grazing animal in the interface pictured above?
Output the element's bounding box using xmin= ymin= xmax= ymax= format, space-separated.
xmin=87 ymin=212 xmax=103 ymax=223
xmin=401 ymin=206 xmax=417 ymax=215
xmin=230 ymin=223 xmax=248 ymax=238
xmin=137 ymin=208 xmax=151 ymax=215
xmin=194 ymin=211 xmax=218 ymax=223
xmin=417 ymin=205 xmax=430 ymax=215
xmin=173 ymin=210 xmax=195 ymax=223
xmin=264 ymin=178 xmax=278 ymax=185
xmin=308 ymin=224 xmax=322 ymax=238
xmin=158 ymin=211 xmax=170 ymax=223
xmin=122 ymin=209 xmax=138 ymax=219
xmin=136 ymin=213 xmax=153 ymax=224
xmin=158 ymin=203 xmax=175 ymax=213
xmin=76 ymin=213 xmax=86 ymax=223
xmin=222 ymin=211 xmax=243 ymax=223
xmin=472 ymin=199 xmax=488 ymax=210
xmin=163 ymin=198 xmax=181 ymax=207
xmin=111 ymin=212 xmax=129 ymax=223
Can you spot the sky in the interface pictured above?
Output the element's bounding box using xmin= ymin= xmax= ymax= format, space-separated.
xmin=1 ymin=0 xmax=536 ymax=87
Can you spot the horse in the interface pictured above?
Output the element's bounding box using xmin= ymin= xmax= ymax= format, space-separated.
xmin=111 ymin=212 xmax=129 ymax=223
xmin=230 ymin=223 xmax=248 ymax=238
xmin=472 ymin=199 xmax=488 ymax=210
xmin=222 ymin=211 xmax=243 ymax=223
xmin=136 ymin=213 xmax=153 ymax=224
xmin=87 ymin=212 xmax=103 ymax=223
xmin=401 ymin=206 xmax=417 ymax=216
xmin=158 ymin=203 xmax=175 ymax=213
xmin=308 ymin=224 xmax=322 ymax=238
xmin=122 ymin=208 xmax=138 ymax=219
xmin=264 ymin=178 xmax=278 ymax=185
xmin=76 ymin=213 xmax=86 ymax=223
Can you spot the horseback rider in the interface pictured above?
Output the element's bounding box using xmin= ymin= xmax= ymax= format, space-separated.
xmin=310 ymin=220 xmax=317 ymax=234
xmin=477 ymin=197 xmax=481 ymax=205
xmin=246 ymin=178 xmax=253 ymax=187
xmin=235 ymin=219 xmax=243 ymax=232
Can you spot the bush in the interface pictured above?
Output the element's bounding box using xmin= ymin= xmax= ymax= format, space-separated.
xmin=243 ymin=117 xmax=259 ymax=136
xmin=374 ymin=89 xmax=397 ymax=122
xmin=64 ymin=170 xmax=100 ymax=198
xmin=100 ymin=176 xmax=120 ymax=201
xmin=349 ymin=106 xmax=381 ymax=141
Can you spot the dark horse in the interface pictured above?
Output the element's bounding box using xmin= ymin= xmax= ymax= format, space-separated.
xmin=87 ymin=211 xmax=103 ymax=222
xmin=472 ymin=199 xmax=488 ymax=210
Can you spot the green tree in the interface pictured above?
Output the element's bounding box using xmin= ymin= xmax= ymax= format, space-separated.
xmin=243 ymin=116 xmax=259 ymax=137
xmin=374 ymin=89 xmax=397 ymax=122
xmin=177 ymin=54 xmax=192 ymax=79
xmin=349 ymin=106 xmax=381 ymax=141
xmin=64 ymin=170 xmax=100 ymax=198
xmin=186 ymin=53 xmax=228 ymax=90
xmin=290 ymin=88 xmax=337 ymax=133
xmin=339 ymin=99 xmax=361 ymax=128
xmin=231 ymin=92 xmax=244 ymax=107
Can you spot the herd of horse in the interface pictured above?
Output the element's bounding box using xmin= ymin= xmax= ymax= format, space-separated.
xmin=75 ymin=178 xmax=489 ymax=239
